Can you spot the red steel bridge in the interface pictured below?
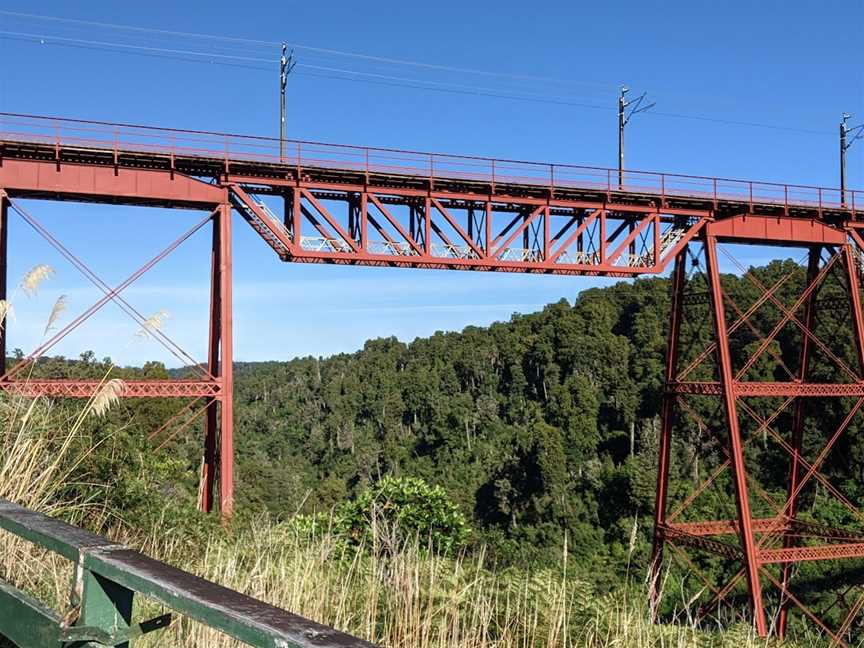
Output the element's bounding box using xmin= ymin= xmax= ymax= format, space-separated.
xmin=2 ymin=112 xmax=864 ymax=643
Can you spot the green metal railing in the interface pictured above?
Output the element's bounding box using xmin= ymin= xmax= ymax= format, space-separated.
xmin=0 ymin=498 xmax=376 ymax=648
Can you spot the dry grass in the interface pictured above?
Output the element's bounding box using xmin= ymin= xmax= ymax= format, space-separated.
xmin=0 ymin=390 xmax=792 ymax=648
xmin=130 ymin=522 xmax=787 ymax=648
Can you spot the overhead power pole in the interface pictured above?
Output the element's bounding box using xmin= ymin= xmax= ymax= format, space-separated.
xmin=279 ymin=43 xmax=296 ymax=161
xmin=840 ymin=112 xmax=863 ymax=206
xmin=618 ymin=86 xmax=655 ymax=190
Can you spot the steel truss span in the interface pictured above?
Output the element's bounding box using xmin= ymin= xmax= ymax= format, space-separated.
xmin=3 ymin=113 xmax=864 ymax=642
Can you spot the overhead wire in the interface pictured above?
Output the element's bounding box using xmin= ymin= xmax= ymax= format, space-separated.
xmin=0 ymin=15 xmax=838 ymax=136
xmin=0 ymin=31 xmax=276 ymax=72
xmin=0 ymin=30 xmax=622 ymax=110
xmin=0 ymin=9 xmax=615 ymax=89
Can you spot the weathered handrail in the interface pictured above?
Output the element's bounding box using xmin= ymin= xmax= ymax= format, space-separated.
xmin=0 ymin=498 xmax=376 ymax=648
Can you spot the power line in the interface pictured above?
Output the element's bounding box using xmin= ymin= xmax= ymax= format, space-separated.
xmin=0 ymin=31 xmax=614 ymax=110
xmin=648 ymin=109 xmax=830 ymax=135
xmin=294 ymin=67 xmax=612 ymax=111
xmin=0 ymin=9 xmax=614 ymax=89
xmin=0 ymin=23 xmax=836 ymax=137
xmin=296 ymin=63 xmax=612 ymax=105
xmin=0 ymin=29 xmax=274 ymax=63
xmin=0 ymin=31 xmax=273 ymax=72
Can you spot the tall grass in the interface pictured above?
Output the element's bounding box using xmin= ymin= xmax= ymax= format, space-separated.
xmin=1 ymin=389 xmax=791 ymax=648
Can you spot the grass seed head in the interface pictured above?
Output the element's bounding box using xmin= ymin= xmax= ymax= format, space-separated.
xmin=136 ymin=310 xmax=171 ymax=339
xmin=20 ymin=264 xmax=55 ymax=297
xmin=91 ymin=378 xmax=126 ymax=418
xmin=0 ymin=299 xmax=14 ymax=331
xmin=43 ymin=295 xmax=68 ymax=335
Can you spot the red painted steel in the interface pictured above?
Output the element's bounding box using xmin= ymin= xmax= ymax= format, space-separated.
xmin=0 ymin=380 xmax=220 ymax=398
xmin=778 ymin=250 xmax=820 ymax=639
xmin=667 ymin=381 xmax=864 ymax=396
xmin=654 ymin=236 xmax=864 ymax=645
xmin=704 ymin=233 xmax=767 ymax=634
xmin=3 ymin=113 xmax=864 ymax=640
xmin=649 ymin=250 xmax=685 ymax=612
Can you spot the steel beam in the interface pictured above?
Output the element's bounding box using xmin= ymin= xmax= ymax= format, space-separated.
xmin=219 ymin=202 xmax=234 ymax=518
xmin=665 ymin=517 xmax=788 ymax=537
xmin=761 ymin=543 xmax=864 ymax=564
xmin=705 ymin=233 xmax=767 ymax=635
xmin=666 ymin=381 xmax=864 ymax=397
xmin=0 ymin=158 xmax=224 ymax=208
xmin=649 ymin=250 xmax=686 ymax=610
xmin=0 ymin=380 xmax=220 ymax=398
xmin=778 ymin=247 xmax=821 ymax=638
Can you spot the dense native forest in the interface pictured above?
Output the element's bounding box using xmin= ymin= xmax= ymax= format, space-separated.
xmin=13 ymin=256 xmax=864 ymax=601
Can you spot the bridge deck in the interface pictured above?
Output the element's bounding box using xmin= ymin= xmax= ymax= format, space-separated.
xmin=0 ymin=113 xmax=860 ymax=279
xmin=0 ymin=112 xmax=858 ymax=219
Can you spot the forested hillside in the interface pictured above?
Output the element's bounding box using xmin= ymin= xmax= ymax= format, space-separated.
xmin=230 ymin=274 xmax=670 ymax=574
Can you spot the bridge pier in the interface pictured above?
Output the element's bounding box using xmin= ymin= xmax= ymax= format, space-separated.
xmin=651 ymin=219 xmax=864 ymax=645
xmin=201 ymin=202 xmax=234 ymax=516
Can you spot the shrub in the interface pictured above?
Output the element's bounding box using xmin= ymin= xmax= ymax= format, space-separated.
xmin=337 ymin=476 xmax=470 ymax=553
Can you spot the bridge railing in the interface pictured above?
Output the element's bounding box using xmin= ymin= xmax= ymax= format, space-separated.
xmin=0 ymin=112 xmax=858 ymax=215
xmin=0 ymin=497 xmax=375 ymax=648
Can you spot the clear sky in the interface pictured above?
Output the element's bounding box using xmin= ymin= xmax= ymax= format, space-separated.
xmin=0 ymin=1 xmax=862 ymax=366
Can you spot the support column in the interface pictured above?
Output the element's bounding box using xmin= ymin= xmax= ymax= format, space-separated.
xmin=704 ymin=233 xmax=767 ymax=635
xmin=777 ymin=246 xmax=820 ymax=639
xmin=200 ymin=208 xmax=221 ymax=514
xmin=219 ymin=201 xmax=234 ymax=518
xmin=843 ymin=243 xmax=864 ymax=373
xmin=0 ymin=191 xmax=7 ymax=378
xmin=199 ymin=202 xmax=234 ymax=519
xmin=650 ymin=249 xmax=687 ymax=611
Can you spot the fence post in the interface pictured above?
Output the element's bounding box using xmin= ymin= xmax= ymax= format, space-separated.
xmin=429 ymin=154 xmax=435 ymax=191
xmin=76 ymin=569 xmax=134 ymax=648
xmin=223 ymin=136 xmax=229 ymax=175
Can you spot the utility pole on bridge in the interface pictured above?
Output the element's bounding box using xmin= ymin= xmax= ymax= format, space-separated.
xmin=618 ymin=86 xmax=655 ymax=260
xmin=840 ymin=112 xmax=863 ymax=205
xmin=279 ymin=43 xmax=296 ymax=161
xmin=618 ymin=85 xmax=655 ymax=190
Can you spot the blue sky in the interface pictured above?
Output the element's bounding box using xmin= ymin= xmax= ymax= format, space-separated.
xmin=0 ymin=0 xmax=862 ymax=366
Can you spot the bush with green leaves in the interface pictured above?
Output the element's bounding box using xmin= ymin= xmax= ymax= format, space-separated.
xmin=337 ymin=476 xmax=470 ymax=553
